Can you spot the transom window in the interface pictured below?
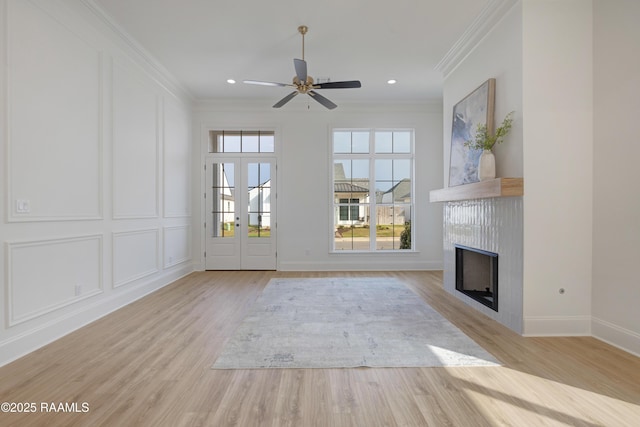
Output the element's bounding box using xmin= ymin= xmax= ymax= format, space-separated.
xmin=209 ymin=130 xmax=275 ymax=153
xmin=332 ymin=129 xmax=414 ymax=251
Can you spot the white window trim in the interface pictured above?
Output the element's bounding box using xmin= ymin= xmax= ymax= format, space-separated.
xmin=330 ymin=128 xmax=415 ymax=253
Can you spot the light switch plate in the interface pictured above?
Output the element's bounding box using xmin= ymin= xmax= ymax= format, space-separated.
xmin=16 ymin=199 xmax=30 ymax=213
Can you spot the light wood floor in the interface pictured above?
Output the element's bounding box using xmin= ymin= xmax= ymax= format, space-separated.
xmin=1 ymin=271 xmax=639 ymax=426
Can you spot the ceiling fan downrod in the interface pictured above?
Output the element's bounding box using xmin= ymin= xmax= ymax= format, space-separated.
xmin=298 ymin=25 xmax=308 ymax=60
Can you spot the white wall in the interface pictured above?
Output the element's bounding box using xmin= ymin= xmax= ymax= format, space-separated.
xmin=194 ymin=101 xmax=443 ymax=271
xmin=441 ymin=0 xmax=640 ymax=355
xmin=441 ymin=0 xmax=600 ymax=336
xmin=592 ymin=0 xmax=640 ymax=355
xmin=522 ymin=0 xmax=594 ymax=335
xmin=0 ymin=0 xmax=193 ymax=366
xmin=442 ymin=2 xmax=523 ymax=184
xmin=441 ymin=2 xmax=523 ymax=333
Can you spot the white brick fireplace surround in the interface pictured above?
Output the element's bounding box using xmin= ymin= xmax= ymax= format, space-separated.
xmin=431 ymin=178 xmax=524 ymax=333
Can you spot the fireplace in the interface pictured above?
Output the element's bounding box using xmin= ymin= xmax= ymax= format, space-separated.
xmin=455 ymin=245 xmax=498 ymax=311
xmin=441 ymin=197 xmax=522 ymax=333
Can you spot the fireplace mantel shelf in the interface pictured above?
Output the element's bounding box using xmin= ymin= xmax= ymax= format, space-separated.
xmin=429 ymin=177 xmax=523 ymax=202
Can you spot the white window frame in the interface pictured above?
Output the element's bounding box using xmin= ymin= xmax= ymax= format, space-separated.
xmin=331 ymin=128 xmax=415 ymax=253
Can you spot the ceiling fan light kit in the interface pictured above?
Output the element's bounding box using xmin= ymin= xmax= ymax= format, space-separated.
xmin=243 ymin=25 xmax=361 ymax=110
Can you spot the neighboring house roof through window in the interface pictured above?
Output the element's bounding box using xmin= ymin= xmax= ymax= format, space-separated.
xmin=334 ymin=182 xmax=369 ymax=193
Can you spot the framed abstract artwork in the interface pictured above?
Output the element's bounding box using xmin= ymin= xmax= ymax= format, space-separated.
xmin=448 ymin=78 xmax=495 ymax=186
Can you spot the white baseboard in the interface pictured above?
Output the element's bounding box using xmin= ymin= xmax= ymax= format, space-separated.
xmin=591 ymin=316 xmax=640 ymax=358
xmin=523 ymin=315 xmax=591 ymax=336
xmin=278 ymin=260 xmax=443 ymax=272
xmin=524 ymin=315 xmax=640 ymax=357
xmin=0 ymin=265 xmax=194 ymax=367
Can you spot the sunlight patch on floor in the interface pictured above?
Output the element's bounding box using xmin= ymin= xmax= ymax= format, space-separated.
xmin=451 ymin=367 xmax=640 ymax=426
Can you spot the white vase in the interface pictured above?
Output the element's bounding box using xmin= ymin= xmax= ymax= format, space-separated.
xmin=478 ymin=149 xmax=496 ymax=181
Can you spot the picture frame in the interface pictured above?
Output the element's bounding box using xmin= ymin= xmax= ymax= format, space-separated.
xmin=448 ymin=78 xmax=495 ymax=186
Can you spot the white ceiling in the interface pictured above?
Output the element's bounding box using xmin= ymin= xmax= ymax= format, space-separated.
xmin=92 ymin=0 xmax=490 ymax=105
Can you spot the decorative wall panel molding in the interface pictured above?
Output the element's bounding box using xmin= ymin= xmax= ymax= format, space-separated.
xmin=0 ymin=0 xmax=195 ymax=368
xmin=163 ymin=96 xmax=192 ymax=218
xmin=112 ymin=229 xmax=160 ymax=288
xmin=163 ymin=225 xmax=191 ymax=268
xmin=112 ymin=56 xmax=159 ymax=219
xmin=6 ymin=234 xmax=104 ymax=326
xmin=6 ymin=0 xmax=103 ymax=222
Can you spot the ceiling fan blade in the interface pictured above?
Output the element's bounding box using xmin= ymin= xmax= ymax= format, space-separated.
xmin=308 ymin=90 xmax=337 ymax=110
xmin=294 ymin=58 xmax=307 ymax=82
xmin=243 ymin=80 xmax=289 ymax=87
xmin=314 ymin=80 xmax=362 ymax=89
xmin=273 ymin=91 xmax=299 ymax=108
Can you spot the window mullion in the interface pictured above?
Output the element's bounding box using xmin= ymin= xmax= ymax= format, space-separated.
xmin=369 ymin=132 xmax=376 ymax=251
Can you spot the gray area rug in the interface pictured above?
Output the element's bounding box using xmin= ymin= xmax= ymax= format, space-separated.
xmin=212 ymin=277 xmax=499 ymax=369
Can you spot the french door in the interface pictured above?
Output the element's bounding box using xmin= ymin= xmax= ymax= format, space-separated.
xmin=205 ymin=156 xmax=276 ymax=270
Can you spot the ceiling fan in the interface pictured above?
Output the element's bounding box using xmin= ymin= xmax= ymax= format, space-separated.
xmin=243 ymin=26 xmax=362 ymax=110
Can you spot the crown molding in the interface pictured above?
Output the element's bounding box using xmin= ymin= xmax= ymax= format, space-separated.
xmin=435 ymin=0 xmax=518 ymax=79
xmin=192 ymin=98 xmax=442 ymax=114
xmin=79 ymin=0 xmax=194 ymax=102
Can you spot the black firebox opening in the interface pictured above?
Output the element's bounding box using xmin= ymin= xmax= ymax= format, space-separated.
xmin=455 ymin=244 xmax=498 ymax=312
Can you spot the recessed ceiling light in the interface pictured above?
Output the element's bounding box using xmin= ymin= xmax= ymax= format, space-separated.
xmin=227 ymin=79 xmax=236 ymax=84
xmin=387 ymin=79 xmax=397 ymax=85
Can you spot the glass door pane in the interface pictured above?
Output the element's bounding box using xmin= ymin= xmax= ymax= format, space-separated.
xmin=211 ymin=162 xmax=235 ymax=237
xmin=247 ymin=162 xmax=271 ymax=238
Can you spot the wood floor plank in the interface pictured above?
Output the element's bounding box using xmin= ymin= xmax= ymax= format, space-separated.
xmin=0 ymin=271 xmax=639 ymax=426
